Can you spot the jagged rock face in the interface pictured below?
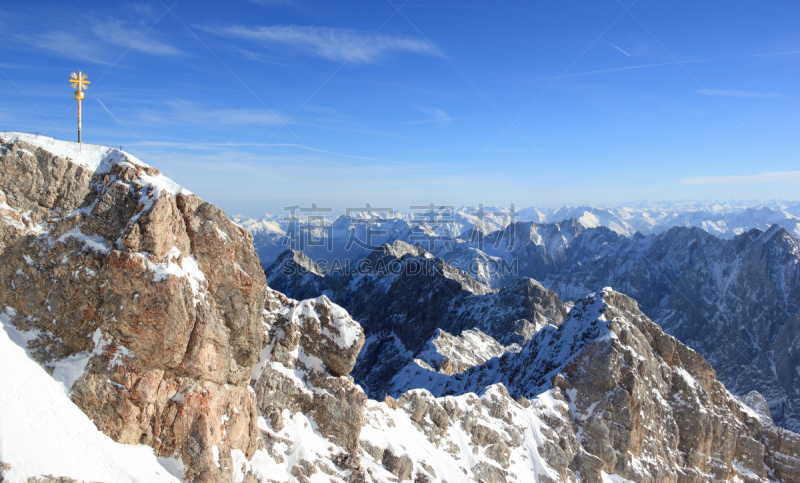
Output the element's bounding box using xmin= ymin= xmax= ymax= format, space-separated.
xmin=336 ymin=244 xmax=495 ymax=355
xmin=443 ymin=219 xmax=800 ymax=433
xmin=466 ymin=218 xmax=585 ymax=273
xmin=0 ymin=135 xmax=267 ymax=483
xmin=530 ymin=224 xmax=800 ymax=433
xmin=251 ymin=289 xmax=369 ymax=477
xmin=414 ymin=328 xmax=517 ymax=376
xmin=743 ymin=390 xmax=774 ymax=423
xmin=554 ymin=292 xmax=758 ymax=482
xmin=370 ymin=238 xmax=429 ymax=260
xmin=266 ymin=241 xmax=568 ymax=397
xmin=392 ymin=288 xmax=800 ymax=482
xmin=264 ymin=249 xmax=336 ymax=301
xmin=358 ymin=385 xmax=585 ymax=482
xmin=351 ymin=272 xmax=566 ymax=398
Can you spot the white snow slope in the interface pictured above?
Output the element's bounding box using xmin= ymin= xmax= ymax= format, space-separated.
xmin=0 ymin=310 xmax=182 ymax=483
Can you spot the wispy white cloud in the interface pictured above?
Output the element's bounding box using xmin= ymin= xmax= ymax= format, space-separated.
xmin=93 ymin=21 xmax=182 ymax=56
xmin=21 ymin=31 xmax=111 ymax=64
xmin=201 ymin=24 xmax=436 ymax=63
xmin=402 ymin=105 xmax=452 ymax=125
xmin=527 ymin=50 xmax=800 ymax=81
xmin=229 ymin=47 xmax=289 ymax=65
xmin=696 ymin=88 xmax=775 ymax=98
xmin=140 ymin=99 xmax=285 ymax=126
xmin=402 ymin=3 xmax=485 ymax=8
xmin=680 ymin=171 xmax=800 ymax=185
xmin=128 ymin=140 xmax=408 ymax=164
xmin=15 ymin=17 xmax=182 ymax=63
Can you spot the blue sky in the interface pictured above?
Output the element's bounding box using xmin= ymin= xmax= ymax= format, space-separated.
xmin=1 ymin=0 xmax=799 ymax=217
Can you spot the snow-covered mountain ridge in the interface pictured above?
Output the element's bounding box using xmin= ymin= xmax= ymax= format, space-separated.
xmin=3 ymin=133 xmax=800 ymax=482
xmin=0 ymin=133 xmax=267 ymax=482
xmin=531 ymin=224 xmax=800 ymax=433
xmin=267 ymin=242 xmax=569 ymax=398
xmin=269 ymin=219 xmax=800 ymax=434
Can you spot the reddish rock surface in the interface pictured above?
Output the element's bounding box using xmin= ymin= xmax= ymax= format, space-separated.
xmin=0 ymin=136 xmax=267 ymax=482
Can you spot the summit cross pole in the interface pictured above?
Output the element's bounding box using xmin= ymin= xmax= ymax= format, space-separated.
xmin=69 ymin=71 xmax=90 ymax=143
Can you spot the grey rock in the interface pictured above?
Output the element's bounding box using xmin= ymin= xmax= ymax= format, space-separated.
xmin=381 ymin=449 xmax=413 ymax=481
xmin=743 ymin=390 xmax=774 ymax=425
xmin=253 ymin=288 xmax=368 ymax=465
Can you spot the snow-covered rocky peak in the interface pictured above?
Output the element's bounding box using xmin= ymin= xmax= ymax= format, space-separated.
xmin=360 ymin=241 xmax=490 ymax=294
xmin=264 ymin=249 xmax=336 ymax=302
xmin=267 ymin=248 xmax=327 ymax=277
xmin=381 ymin=288 xmax=800 ymax=481
xmin=1 ymin=132 xmax=190 ymax=217
xmin=269 ymin=293 xmax=364 ymax=377
xmin=414 ymin=327 xmax=518 ymax=376
xmin=249 ymin=289 xmax=368 ymax=479
xmin=2 ymin=132 xmax=171 ymax=176
xmin=367 ymin=239 xmax=428 ymax=261
xmin=0 ymin=134 xmax=268 ymax=482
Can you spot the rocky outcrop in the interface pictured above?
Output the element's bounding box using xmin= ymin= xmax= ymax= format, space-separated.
xmin=415 ymin=328 xmax=517 ymax=376
xmin=392 ymin=288 xmax=800 ymax=482
xmin=0 ymin=134 xmax=267 ymax=482
xmin=251 ymin=288 xmax=369 ymax=477
xmin=531 ymin=224 xmax=800 ymax=433
xmin=550 ymin=290 xmax=799 ymax=482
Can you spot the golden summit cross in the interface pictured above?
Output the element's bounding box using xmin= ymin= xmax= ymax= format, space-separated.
xmin=69 ymin=71 xmax=90 ymax=143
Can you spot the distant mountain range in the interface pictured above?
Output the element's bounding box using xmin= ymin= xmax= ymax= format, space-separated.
xmin=235 ymin=200 xmax=800 ymax=268
xmin=266 ymin=221 xmax=800 ymax=433
xmin=249 ymin=201 xmax=800 ymax=434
